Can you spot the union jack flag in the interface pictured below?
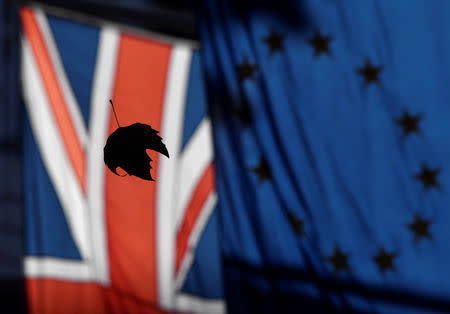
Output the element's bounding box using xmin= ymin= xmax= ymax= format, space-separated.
xmin=20 ymin=6 xmax=223 ymax=313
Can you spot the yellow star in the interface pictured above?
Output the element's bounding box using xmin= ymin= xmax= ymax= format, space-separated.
xmin=236 ymin=59 xmax=258 ymax=81
xmin=357 ymin=60 xmax=383 ymax=85
xmin=408 ymin=215 xmax=432 ymax=241
xmin=263 ymin=30 xmax=284 ymax=54
xmin=308 ymin=31 xmax=332 ymax=57
xmin=326 ymin=247 xmax=350 ymax=273
xmin=414 ymin=164 xmax=441 ymax=191
xmin=287 ymin=212 xmax=305 ymax=237
xmin=373 ymin=248 xmax=397 ymax=273
xmin=251 ymin=157 xmax=271 ymax=182
xmin=396 ymin=110 xmax=422 ymax=137
xmin=235 ymin=106 xmax=252 ymax=127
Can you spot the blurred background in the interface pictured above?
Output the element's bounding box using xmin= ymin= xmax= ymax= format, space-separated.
xmin=3 ymin=0 xmax=450 ymax=313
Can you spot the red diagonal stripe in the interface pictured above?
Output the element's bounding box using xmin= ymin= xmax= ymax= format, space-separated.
xmin=175 ymin=163 xmax=215 ymax=273
xmin=20 ymin=7 xmax=86 ymax=192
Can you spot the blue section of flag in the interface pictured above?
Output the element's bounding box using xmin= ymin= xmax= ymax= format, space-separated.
xmin=47 ymin=14 xmax=99 ymax=127
xmin=200 ymin=0 xmax=450 ymax=312
xmin=181 ymin=51 xmax=208 ymax=150
xmin=181 ymin=208 xmax=224 ymax=299
xmin=23 ymin=117 xmax=82 ymax=260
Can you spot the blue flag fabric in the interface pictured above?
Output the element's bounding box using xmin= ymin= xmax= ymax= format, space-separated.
xmin=199 ymin=0 xmax=450 ymax=312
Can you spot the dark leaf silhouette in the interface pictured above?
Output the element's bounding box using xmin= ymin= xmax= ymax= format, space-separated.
xmin=104 ymin=123 xmax=169 ymax=181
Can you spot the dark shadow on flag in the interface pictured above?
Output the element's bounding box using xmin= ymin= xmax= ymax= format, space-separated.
xmin=0 ymin=278 xmax=27 ymax=314
xmin=224 ymin=257 xmax=450 ymax=313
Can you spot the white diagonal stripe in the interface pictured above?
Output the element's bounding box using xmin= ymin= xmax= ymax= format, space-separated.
xmin=174 ymin=192 xmax=217 ymax=292
xmin=86 ymin=26 xmax=120 ymax=285
xmin=175 ymin=118 xmax=214 ymax=230
xmin=34 ymin=8 xmax=88 ymax=147
xmin=22 ymin=38 xmax=91 ymax=261
xmin=157 ymin=43 xmax=193 ymax=309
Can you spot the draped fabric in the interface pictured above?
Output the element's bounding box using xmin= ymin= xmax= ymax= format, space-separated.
xmin=199 ymin=0 xmax=450 ymax=312
xmin=5 ymin=0 xmax=450 ymax=313
xmin=19 ymin=6 xmax=223 ymax=313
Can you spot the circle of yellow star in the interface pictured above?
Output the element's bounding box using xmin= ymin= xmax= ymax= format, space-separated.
xmin=235 ymin=106 xmax=252 ymax=127
xmin=373 ymin=248 xmax=397 ymax=273
xmin=357 ymin=60 xmax=383 ymax=85
xmin=326 ymin=247 xmax=350 ymax=273
xmin=396 ymin=110 xmax=423 ymax=137
xmin=251 ymin=157 xmax=271 ymax=182
xmin=308 ymin=31 xmax=332 ymax=57
xmin=236 ymin=59 xmax=258 ymax=81
xmin=263 ymin=30 xmax=285 ymax=54
xmin=414 ymin=164 xmax=441 ymax=191
xmin=287 ymin=212 xmax=305 ymax=237
xmin=408 ymin=215 xmax=432 ymax=241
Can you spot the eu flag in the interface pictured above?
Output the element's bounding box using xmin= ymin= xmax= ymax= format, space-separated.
xmin=199 ymin=0 xmax=450 ymax=312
